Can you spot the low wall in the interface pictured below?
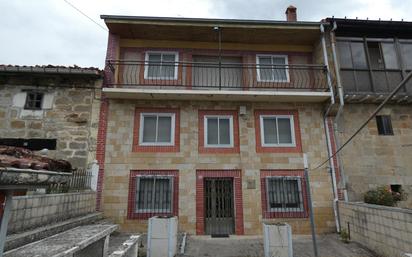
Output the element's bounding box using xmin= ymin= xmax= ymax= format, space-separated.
xmin=339 ymin=201 xmax=412 ymax=257
xmin=8 ymin=191 xmax=96 ymax=234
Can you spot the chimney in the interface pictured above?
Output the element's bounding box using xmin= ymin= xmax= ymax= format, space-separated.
xmin=285 ymin=5 xmax=297 ymax=22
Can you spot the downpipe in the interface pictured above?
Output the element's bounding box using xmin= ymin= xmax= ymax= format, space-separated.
xmin=320 ymin=23 xmax=340 ymax=232
xmin=330 ymin=21 xmax=348 ymax=202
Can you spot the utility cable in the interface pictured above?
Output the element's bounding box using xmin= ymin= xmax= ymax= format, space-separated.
xmin=312 ymin=71 xmax=412 ymax=171
xmin=63 ymin=0 xmax=108 ymax=32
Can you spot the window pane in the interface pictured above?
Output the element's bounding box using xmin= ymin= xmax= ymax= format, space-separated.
xmin=258 ymin=57 xmax=273 ymax=81
xmin=267 ymin=178 xmax=301 ymax=211
xmin=263 ymin=118 xmax=278 ymax=144
xmin=381 ymin=43 xmax=399 ymax=69
xmin=161 ymin=54 xmax=176 ymax=78
xmin=351 ymin=42 xmax=368 ymax=69
xmin=401 ymin=43 xmax=412 ymax=69
xmin=162 ymin=54 xmax=175 ymax=62
xmin=157 ymin=116 xmax=172 ymax=143
xmin=147 ymin=54 xmax=161 ymax=77
xmin=278 ymin=118 xmax=293 ymax=144
xmin=219 ymin=118 xmax=231 ymax=144
xmin=142 ymin=116 xmax=157 ymax=142
xmin=367 ymin=42 xmax=384 ymax=69
xmin=137 ymin=178 xmax=154 ymax=211
xmin=284 ymin=179 xmax=300 ymax=208
xmin=207 ymin=118 xmax=218 ymax=145
xmin=268 ymin=178 xmax=283 ymax=208
xmin=272 ymin=57 xmax=287 ymax=81
xmin=153 ymin=178 xmax=171 ymax=212
xmin=337 ymin=41 xmax=353 ymax=68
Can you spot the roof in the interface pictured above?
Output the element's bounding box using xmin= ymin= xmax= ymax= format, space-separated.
xmin=101 ymin=15 xmax=326 ymax=45
xmin=0 ymin=64 xmax=103 ymax=77
xmin=0 ymin=146 xmax=72 ymax=173
xmin=326 ymin=17 xmax=412 ymax=38
xmin=100 ymin=15 xmax=325 ymax=27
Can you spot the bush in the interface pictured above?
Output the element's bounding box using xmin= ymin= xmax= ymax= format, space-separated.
xmin=364 ymin=186 xmax=396 ymax=206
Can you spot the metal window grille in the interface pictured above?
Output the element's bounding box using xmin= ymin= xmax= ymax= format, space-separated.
xmin=24 ymin=92 xmax=43 ymax=110
xmin=376 ymin=115 xmax=394 ymax=135
xmin=266 ymin=176 xmax=303 ymax=213
xmin=135 ymin=176 xmax=173 ymax=214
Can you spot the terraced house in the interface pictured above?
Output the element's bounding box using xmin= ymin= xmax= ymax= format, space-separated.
xmin=97 ymin=7 xmax=341 ymax=236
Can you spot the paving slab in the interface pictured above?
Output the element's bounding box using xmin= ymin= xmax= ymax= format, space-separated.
xmin=181 ymin=234 xmax=377 ymax=257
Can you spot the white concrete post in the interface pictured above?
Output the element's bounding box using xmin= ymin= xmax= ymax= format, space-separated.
xmin=90 ymin=160 xmax=99 ymax=191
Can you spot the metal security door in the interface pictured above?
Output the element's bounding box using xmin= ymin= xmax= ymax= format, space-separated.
xmin=204 ymin=178 xmax=234 ymax=236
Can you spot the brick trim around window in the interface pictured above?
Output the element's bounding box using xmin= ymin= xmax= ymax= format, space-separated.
xmin=132 ymin=108 xmax=180 ymax=152
xmin=260 ymin=169 xmax=308 ymax=219
xmin=195 ymin=169 xmax=244 ymax=235
xmin=254 ymin=110 xmax=302 ymax=153
xmin=198 ymin=110 xmax=240 ymax=154
xmin=127 ymin=170 xmax=179 ymax=220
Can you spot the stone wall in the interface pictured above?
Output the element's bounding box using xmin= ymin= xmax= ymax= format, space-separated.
xmin=8 ymin=191 xmax=96 ymax=234
xmin=102 ymin=99 xmax=336 ymax=235
xmin=339 ymin=201 xmax=412 ymax=257
xmin=0 ymin=81 xmax=102 ymax=168
xmin=337 ymin=104 xmax=412 ymax=207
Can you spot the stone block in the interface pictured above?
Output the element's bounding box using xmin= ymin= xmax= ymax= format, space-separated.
xmin=10 ymin=120 xmax=25 ymax=129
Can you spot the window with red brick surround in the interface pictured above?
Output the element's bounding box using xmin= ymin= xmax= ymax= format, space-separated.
xmin=133 ymin=108 xmax=180 ymax=152
xmin=198 ymin=110 xmax=240 ymax=154
xmin=195 ymin=169 xmax=244 ymax=235
xmin=127 ymin=170 xmax=179 ymax=220
xmin=254 ymin=110 xmax=302 ymax=153
xmin=260 ymin=169 xmax=308 ymax=219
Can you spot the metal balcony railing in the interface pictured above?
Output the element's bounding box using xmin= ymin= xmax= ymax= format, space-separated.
xmin=106 ymin=60 xmax=330 ymax=91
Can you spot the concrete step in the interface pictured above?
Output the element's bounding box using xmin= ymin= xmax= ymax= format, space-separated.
xmin=5 ymin=212 xmax=103 ymax=251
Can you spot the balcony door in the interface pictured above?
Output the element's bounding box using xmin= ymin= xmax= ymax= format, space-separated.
xmin=192 ymin=56 xmax=243 ymax=90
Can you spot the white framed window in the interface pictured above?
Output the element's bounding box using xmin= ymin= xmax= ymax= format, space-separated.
xmin=135 ymin=175 xmax=173 ymax=213
xmin=260 ymin=115 xmax=295 ymax=147
xmin=144 ymin=51 xmax=179 ymax=80
xmin=139 ymin=113 xmax=175 ymax=146
xmin=256 ymin=55 xmax=289 ymax=82
xmin=266 ymin=176 xmax=304 ymax=212
xmin=204 ymin=115 xmax=234 ymax=148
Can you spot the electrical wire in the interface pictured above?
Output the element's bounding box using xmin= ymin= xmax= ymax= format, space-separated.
xmin=312 ymin=71 xmax=412 ymax=171
xmin=63 ymin=0 xmax=108 ymax=32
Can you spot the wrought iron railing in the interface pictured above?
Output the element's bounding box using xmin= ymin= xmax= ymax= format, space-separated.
xmin=106 ymin=60 xmax=330 ymax=91
xmin=47 ymin=168 xmax=92 ymax=193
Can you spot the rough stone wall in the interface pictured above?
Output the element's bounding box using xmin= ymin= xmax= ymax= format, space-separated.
xmin=337 ymin=104 xmax=412 ymax=207
xmin=102 ymin=99 xmax=336 ymax=235
xmin=0 ymin=82 xmax=102 ymax=168
xmin=339 ymin=201 xmax=412 ymax=257
xmin=8 ymin=191 xmax=96 ymax=234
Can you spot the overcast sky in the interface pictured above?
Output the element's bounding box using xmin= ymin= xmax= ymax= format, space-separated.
xmin=0 ymin=0 xmax=411 ymax=68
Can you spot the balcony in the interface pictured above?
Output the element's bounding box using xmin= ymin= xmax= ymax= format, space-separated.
xmin=103 ymin=60 xmax=333 ymax=102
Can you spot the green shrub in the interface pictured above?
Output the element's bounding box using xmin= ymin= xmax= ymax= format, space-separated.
xmin=339 ymin=228 xmax=350 ymax=243
xmin=364 ymin=186 xmax=396 ymax=206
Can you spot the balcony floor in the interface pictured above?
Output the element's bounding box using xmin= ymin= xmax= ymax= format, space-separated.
xmin=103 ymin=88 xmax=332 ymax=102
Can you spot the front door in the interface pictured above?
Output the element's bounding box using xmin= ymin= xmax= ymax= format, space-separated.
xmin=204 ymin=178 xmax=234 ymax=236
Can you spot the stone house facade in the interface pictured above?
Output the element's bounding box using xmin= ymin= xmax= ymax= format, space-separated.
xmin=326 ymin=18 xmax=412 ymax=208
xmin=0 ymin=65 xmax=103 ymax=168
xmin=97 ymin=8 xmax=341 ymax=235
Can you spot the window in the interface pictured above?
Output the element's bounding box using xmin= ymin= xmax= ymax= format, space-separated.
xmin=24 ymin=91 xmax=43 ymax=110
xmin=337 ymin=41 xmax=368 ymax=69
xmin=144 ymin=52 xmax=178 ymax=79
xmin=260 ymin=115 xmax=295 ymax=147
xmin=139 ymin=113 xmax=175 ymax=145
xmin=266 ymin=176 xmax=304 ymax=212
xmin=376 ymin=115 xmax=393 ymax=135
xmin=400 ymin=43 xmax=412 ymax=69
xmin=204 ymin=115 xmax=234 ymax=147
xmin=128 ymin=170 xmax=179 ymax=219
xmin=135 ymin=176 xmax=173 ymax=213
xmin=256 ymin=55 xmax=289 ymax=82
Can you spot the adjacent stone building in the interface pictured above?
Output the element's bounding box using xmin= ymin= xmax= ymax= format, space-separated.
xmin=97 ymin=7 xmax=340 ymax=235
xmin=0 ymin=65 xmax=103 ymax=168
xmin=326 ymin=18 xmax=412 ymax=207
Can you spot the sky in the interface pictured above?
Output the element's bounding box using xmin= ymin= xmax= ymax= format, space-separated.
xmin=0 ymin=0 xmax=411 ymax=68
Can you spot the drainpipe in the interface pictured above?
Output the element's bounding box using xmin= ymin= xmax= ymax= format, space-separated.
xmin=320 ymin=23 xmax=340 ymax=232
xmin=330 ymin=21 xmax=348 ymax=202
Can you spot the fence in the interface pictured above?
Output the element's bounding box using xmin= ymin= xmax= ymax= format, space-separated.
xmin=47 ymin=168 xmax=92 ymax=193
xmin=339 ymin=201 xmax=412 ymax=257
xmin=107 ymin=60 xmax=330 ymax=91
